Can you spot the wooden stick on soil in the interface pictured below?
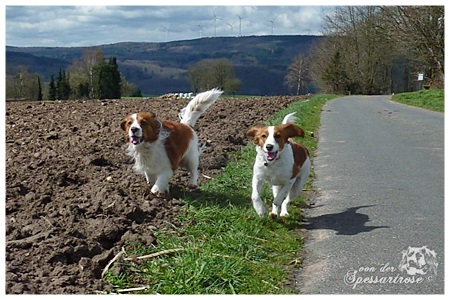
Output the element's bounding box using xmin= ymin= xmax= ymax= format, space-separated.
xmin=123 ymin=248 xmax=184 ymax=261
xmin=101 ymin=248 xmax=125 ymax=278
xmin=102 ymin=248 xmax=185 ymax=278
xmin=6 ymin=229 xmax=55 ymax=247
xmin=117 ymin=285 xmax=150 ymax=293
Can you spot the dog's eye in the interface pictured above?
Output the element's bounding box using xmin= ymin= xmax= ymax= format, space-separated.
xmin=261 ymin=134 xmax=267 ymax=139
xmin=274 ymin=134 xmax=281 ymax=139
xmin=141 ymin=120 xmax=147 ymax=126
xmin=128 ymin=121 xmax=133 ymax=126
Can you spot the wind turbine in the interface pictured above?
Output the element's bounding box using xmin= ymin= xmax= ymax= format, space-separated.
xmin=212 ymin=10 xmax=222 ymax=38
xmin=226 ymin=21 xmax=235 ymax=36
xmin=235 ymin=12 xmax=247 ymax=37
xmin=268 ymin=16 xmax=278 ymax=35
xmin=196 ymin=24 xmax=203 ymax=39
xmin=162 ymin=25 xmax=170 ymax=42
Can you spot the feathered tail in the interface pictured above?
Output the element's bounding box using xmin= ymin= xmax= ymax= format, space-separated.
xmin=179 ymin=88 xmax=223 ymax=127
xmin=282 ymin=112 xmax=297 ymax=124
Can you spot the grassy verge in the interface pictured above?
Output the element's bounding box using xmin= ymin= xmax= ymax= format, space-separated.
xmin=391 ymin=89 xmax=444 ymax=112
xmin=104 ymin=94 xmax=337 ymax=294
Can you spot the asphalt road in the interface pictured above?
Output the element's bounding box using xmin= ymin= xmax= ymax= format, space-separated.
xmin=296 ymin=95 xmax=444 ymax=294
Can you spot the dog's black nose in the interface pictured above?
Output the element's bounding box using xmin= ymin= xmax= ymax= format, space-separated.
xmin=266 ymin=144 xmax=274 ymax=151
xmin=131 ymin=127 xmax=139 ymax=133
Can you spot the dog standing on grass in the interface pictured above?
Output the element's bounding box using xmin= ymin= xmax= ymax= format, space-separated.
xmin=246 ymin=112 xmax=311 ymax=218
xmin=121 ymin=88 xmax=223 ymax=195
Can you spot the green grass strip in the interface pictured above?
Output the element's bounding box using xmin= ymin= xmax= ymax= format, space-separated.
xmin=105 ymin=94 xmax=337 ymax=294
xmin=391 ymin=89 xmax=444 ymax=112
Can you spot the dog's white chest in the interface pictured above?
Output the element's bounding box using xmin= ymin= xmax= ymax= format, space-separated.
xmin=127 ymin=141 xmax=170 ymax=176
xmin=254 ymin=146 xmax=295 ymax=185
xmin=261 ymin=163 xmax=293 ymax=185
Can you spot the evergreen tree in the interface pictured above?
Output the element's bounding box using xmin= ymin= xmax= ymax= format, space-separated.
xmin=75 ymin=82 xmax=90 ymax=99
xmin=37 ymin=76 xmax=43 ymax=100
xmin=92 ymin=56 xmax=122 ymax=99
xmin=56 ymin=68 xmax=63 ymax=100
xmin=61 ymin=71 xmax=71 ymax=100
xmin=108 ymin=57 xmax=121 ymax=99
xmin=92 ymin=60 xmax=106 ymax=99
xmin=49 ymin=74 xmax=57 ymax=100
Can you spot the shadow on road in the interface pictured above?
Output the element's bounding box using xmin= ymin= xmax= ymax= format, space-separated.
xmin=302 ymin=205 xmax=389 ymax=235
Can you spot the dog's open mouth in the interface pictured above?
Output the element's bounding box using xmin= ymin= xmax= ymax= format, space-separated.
xmin=130 ymin=136 xmax=143 ymax=145
xmin=266 ymin=151 xmax=278 ymax=161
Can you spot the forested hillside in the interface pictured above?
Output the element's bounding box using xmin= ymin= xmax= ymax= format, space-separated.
xmin=7 ymin=7 xmax=443 ymax=98
xmin=6 ymin=35 xmax=322 ymax=96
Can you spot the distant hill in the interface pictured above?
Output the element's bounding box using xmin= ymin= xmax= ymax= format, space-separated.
xmin=6 ymin=35 xmax=323 ymax=96
xmin=6 ymin=51 xmax=71 ymax=77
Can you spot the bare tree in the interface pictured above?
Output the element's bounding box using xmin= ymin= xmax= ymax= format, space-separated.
xmin=285 ymin=53 xmax=310 ymax=95
xmin=187 ymin=60 xmax=210 ymax=94
xmin=313 ymin=6 xmax=398 ymax=94
xmin=68 ymin=48 xmax=105 ymax=99
xmin=308 ymin=39 xmax=336 ymax=94
xmin=5 ymin=66 xmax=42 ymax=100
xmin=381 ymin=6 xmax=444 ymax=88
xmin=187 ymin=58 xmax=241 ymax=94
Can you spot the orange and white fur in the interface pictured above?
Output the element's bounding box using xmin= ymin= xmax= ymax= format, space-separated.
xmin=121 ymin=88 xmax=223 ymax=195
xmin=246 ymin=113 xmax=310 ymax=218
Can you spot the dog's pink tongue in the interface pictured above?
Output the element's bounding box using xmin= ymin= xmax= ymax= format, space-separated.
xmin=266 ymin=151 xmax=278 ymax=161
xmin=131 ymin=137 xmax=141 ymax=145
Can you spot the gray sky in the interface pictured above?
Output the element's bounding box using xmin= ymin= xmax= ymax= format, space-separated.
xmin=5 ymin=2 xmax=332 ymax=47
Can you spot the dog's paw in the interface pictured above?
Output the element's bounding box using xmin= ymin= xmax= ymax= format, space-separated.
xmin=256 ymin=212 xmax=265 ymax=218
xmin=252 ymin=200 xmax=266 ymax=218
xmin=152 ymin=190 xmax=168 ymax=197
xmin=269 ymin=213 xmax=278 ymax=220
xmin=280 ymin=211 xmax=289 ymax=217
xmin=151 ymin=185 xmax=169 ymax=197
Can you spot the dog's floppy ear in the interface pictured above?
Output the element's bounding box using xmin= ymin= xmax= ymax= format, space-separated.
xmin=246 ymin=126 xmax=263 ymax=144
xmin=121 ymin=116 xmax=132 ymax=131
xmin=282 ymin=123 xmax=305 ymax=139
xmin=139 ymin=112 xmax=161 ymax=142
xmin=140 ymin=112 xmax=159 ymax=130
xmin=120 ymin=119 xmax=127 ymax=131
xmin=246 ymin=126 xmax=260 ymax=138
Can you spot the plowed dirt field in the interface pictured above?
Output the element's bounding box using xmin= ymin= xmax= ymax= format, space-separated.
xmin=5 ymin=95 xmax=304 ymax=294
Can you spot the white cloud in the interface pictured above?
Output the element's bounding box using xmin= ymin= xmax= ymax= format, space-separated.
xmin=6 ymin=5 xmax=329 ymax=47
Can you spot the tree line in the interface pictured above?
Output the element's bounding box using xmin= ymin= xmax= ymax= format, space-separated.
xmin=284 ymin=6 xmax=444 ymax=95
xmin=198 ymin=7 xmax=445 ymax=96
xmin=6 ymin=6 xmax=443 ymax=99
xmin=6 ymin=48 xmax=142 ymax=100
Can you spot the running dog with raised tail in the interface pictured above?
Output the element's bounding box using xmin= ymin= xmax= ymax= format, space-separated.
xmin=121 ymin=88 xmax=223 ymax=195
xmin=246 ymin=112 xmax=311 ymax=218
